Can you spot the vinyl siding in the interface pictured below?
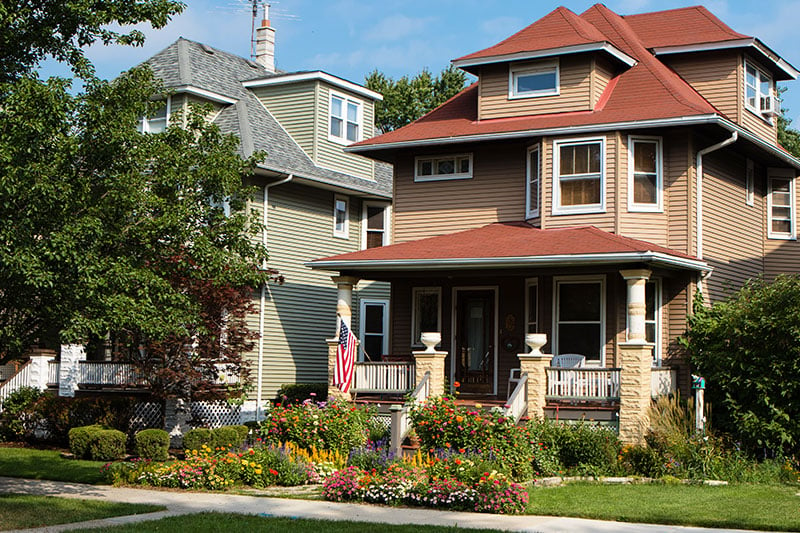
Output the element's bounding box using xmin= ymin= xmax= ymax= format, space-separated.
xmin=253 ymin=82 xmax=317 ymax=157
xmin=666 ymin=132 xmax=692 ymax=254
xmin=315 ymin=83 xmax=375 ymax=180
xmin=665 ymin=51 xmax=739 ymax=121
xmin=392 ymin=142 xmax=528 ymax=243
xmin=243 ymin=181 xmax=389 ymax=399
xmin=478 ymin=55 xmax=592 ymax=120
xmin=593 ymin=56 xmax=615 ymax=107
xmin=702 ymin=149 xmax=765 ymax=302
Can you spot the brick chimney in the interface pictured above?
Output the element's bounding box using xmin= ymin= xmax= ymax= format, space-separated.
xmin=255 ymin=4 xmax=276 ymax=72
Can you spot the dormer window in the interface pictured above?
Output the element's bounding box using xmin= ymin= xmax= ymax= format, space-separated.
xmin=745 ymin=61 xmax=775 ymax=119
xmin=330 ymin=93 xmax=361 ymax=144
xmin=414 ymin=154 xmax=473 ymax=181
xmin=509 ymin=61 xmax=559 ymax=99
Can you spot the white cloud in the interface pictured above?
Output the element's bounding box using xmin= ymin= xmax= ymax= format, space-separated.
xmin=364 ymin=14 xmax=435 ymax=41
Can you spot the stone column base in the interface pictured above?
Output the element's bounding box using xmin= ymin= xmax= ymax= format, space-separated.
xmin=518 ymin=353 xmax=553 ymax=420
xmin=618 ymin=342 xmax=654 ymax=445
xmin=412 ymin=351 xmax=447 ymax=397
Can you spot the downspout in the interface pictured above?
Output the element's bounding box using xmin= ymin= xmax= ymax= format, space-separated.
xmin=696 ymin=130 xmax=737 ymax=293
xmin=256 ymin=173 xmax=293 ymax=420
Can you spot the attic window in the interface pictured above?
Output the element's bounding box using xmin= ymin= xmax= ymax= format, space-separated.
xmin=509 ymin=61 xmax=559 ymax=99
xmin=414 ymin=154 xmax=473 ymax=182
xmin=745 ymin=61 xmax=775 ymax=119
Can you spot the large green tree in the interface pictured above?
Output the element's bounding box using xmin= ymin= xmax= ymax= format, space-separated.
xmin=0 ymin=0 xmax=184 ymax=82
xmin=365 ymin=65 xmax=467 ymax=133
xmin=777 ymin=87 xmax=800 ymax=157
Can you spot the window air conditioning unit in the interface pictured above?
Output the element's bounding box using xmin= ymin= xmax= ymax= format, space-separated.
xmin=761 ymin=95 xmax=780 ymax=117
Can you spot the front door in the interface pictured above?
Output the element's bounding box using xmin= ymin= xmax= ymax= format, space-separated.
xmin=454 ymin=289 xmax=495 ymax=394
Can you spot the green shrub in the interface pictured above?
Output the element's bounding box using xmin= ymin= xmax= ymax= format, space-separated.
xmin=528 ymin=419 xmax=621 ymax=476
xmin=212 ymin=426 xmax=241 ymax=450
xmin=622 ymin=444 xmax=664 ymax=478
xmin=89 ymin=428 xmax=126 ymax=461
xmin=229 ymin=425 xmax=250 ymax=443
xmin=183 ymin=428 xmax=213 ymax=452
xmin=69 ymin=425 xmax=102 ymax=458
xmin=135 ymin=429 xmax=170 ymax=460
xmin=274 ymin=383 xmax=327 ymax=405
xmin=0 ymin=386 xmax=43 ymax=441
xmin=25 ymin=396 xmax=136 ymax=445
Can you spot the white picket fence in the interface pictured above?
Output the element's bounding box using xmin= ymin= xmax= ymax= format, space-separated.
xmin=546 ymin=367 xmax=621 ymax=401
xmin=352 ymin=362 xmax=415 ymax=394
xmin=0 ymin=361 xmax=31 ymax=407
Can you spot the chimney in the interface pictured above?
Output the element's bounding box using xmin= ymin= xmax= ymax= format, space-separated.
xmin=255 ymin=4 xmax=276 ymax=72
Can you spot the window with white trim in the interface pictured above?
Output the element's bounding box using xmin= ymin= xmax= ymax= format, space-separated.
xmin=526 ymin=145 xmax=540 ymax=218
xmin=330 ymin=93 xmax=361 ymax=144
xmin=628 ymin=136 xmax=662 ymax=211
xmin=509 ymin=61 xmax=559 ymax=99
xmin=767 ymin=171 xmax=796 ymax=239
xmin=414 ymin=154 xmax=472 ymax=181
xmin=359 ymin=299 xmax=389 ymax=361
xmin=138 ymin=97 xmax=170 ymax=133
xmin=525 ymin=279 xmax=538 ymax=334
xmin=626 ymin=280 xmax=662 ymax=366
xmin=333 ymin=195 xmax=349 ymax=238
xmin=553 ymin=138 xmax=605 ymax=214
xmin=554 ymin=276 xmax=605 ymax=365
xmin=745 ymin=61 xmax=773 ymax=118
xmin=411 ymin=287 xmax=441 ymax=347
xmin=746 ymin=159 xmax=755 ymax=206
xmin=362 ymin=202 xmax=389 ymax=249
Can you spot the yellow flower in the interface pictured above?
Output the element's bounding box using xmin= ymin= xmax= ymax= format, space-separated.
xmin=254 ymin=469 xmax=262 ymax=475
xmin=241 ymin=460 xmax=248 ymax=465
xmin=249 ymin=461 xmax=256 ymax=467
xmin=192 ymin=449 xmax=198 ymax=455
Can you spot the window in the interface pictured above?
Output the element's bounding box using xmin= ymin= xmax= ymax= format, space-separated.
xmin=359 ymin=300 xmax=389 ymax=361
xmin=745 ymin=61 xmax=774 ymax=118
xmin=525 ymin=279 xmax=538 ymax=334
xmin=628 ymin=136 xmax=663 ymax=211
xmin=362 ymin=203 xmax=389 ymax=249
xmin=553 ymin=277 xmax=605 ymax=365
xmin=414 ymin=154 xmax=473 ymax=181
xmin=330 ymin=93 xmax=361 ymax=144
xmin=626 ymin=280 xmax=662 ymax=366
xmin=333 ymin=195 xmax=349 ymax=238
xmin=411 ymin=287 xmax=441 ymax=347
xmin=767 ymin=170 xmax=796 ymax=239
xmin=509 ymin=61 xmax=559 ymax=99
xmin=746 ymin=159 xmax=755 ymax=206
xmin=553 ymin=138 xmax=605 ymax=214
xmin=526 ymin=145 xmax=540 ymax=218
xmin=138 ymin=97 xmax=170 ymax=133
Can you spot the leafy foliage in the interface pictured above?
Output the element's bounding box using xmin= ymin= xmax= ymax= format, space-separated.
xmin=0 ymin=0 xmax=185 ymax=82
xmin=682 ymin=275 xmax=800 ymax=455
xmin=0 ymin=386 xmax=43 ymax=441
xmin=777 ymin=87 xmax=800 ymax=157
xmin=134 ymin=429 xmax=170 ymax=460
xmin=365 ymin=66 xmax=467 ymax=133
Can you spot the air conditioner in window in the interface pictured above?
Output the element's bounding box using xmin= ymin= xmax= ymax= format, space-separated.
xmin=760 ymin=95 xmax=781 ymax=117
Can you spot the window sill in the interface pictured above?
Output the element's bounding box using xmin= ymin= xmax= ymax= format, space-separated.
xmin=628 ymin=204 xmax=663 ymax=213
xmin=508 ymin=90 xmax=560 ymax=100
xmin=552 ymin=206 xmax=606 ymax=216
xmin=332 ymin=232 xmax=350 ymax=240
xmin=767 ymin=234 xmax=796 ymax=241
xmin=414 ymin=174 xmax=473 ymax=182
xmin=328 ymin=134 xmax=357 ymax=146
xmin=744 ymin=106 xmax=775 ymax=126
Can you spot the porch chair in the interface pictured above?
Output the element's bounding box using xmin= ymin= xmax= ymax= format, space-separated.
xmin=551 ymin=353 xmax=586 ymax=368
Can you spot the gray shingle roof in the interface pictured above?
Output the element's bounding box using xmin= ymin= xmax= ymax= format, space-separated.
xmin=143 ymin=38 xmax=391 ymax=198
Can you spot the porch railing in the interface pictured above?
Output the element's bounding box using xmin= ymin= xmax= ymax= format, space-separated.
xmin=79 ymin=361 xmax=145 ymax=386
xmin=504 ymin=372 xmax=528 ymax=423
xmin=352 ymin=362 xmax=415 ymax=394
xmin=48 ymin=361 xmax=60 ymax=385
xmin=0 ymin=361 xmax=31 ymax=408
xmin=546 ymin=367 xmax=621 ymax=401
xmin=390 ymin=371 xmax=430 ymax=457
xmin=651 ymin=366 xmax=677 ymax=398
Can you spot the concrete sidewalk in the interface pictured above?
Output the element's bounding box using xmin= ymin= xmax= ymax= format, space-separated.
xmin=0 ymin=476 xmax=771 ymax=533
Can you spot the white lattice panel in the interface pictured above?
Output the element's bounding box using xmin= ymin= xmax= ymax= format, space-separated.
xmin=190 ymin=401 xmax=241 ymax=428
xmin=129 ymin=402 xmax=162 ymax=433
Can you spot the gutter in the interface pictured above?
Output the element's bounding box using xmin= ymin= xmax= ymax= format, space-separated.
xmin=256 ymin=173 xmax=293 ymax=420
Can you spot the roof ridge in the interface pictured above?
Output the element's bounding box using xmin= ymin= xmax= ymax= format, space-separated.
xmin=557 ymin=6 xmax=599 ymax=43
xmin=693 ymin=5 xmax=744 ymax=39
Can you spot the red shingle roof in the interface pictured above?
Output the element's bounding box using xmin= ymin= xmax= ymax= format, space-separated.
xmin=349 ymin=4 xmax=761 ymax=151
xmin=311 ymin=222 xmax=699 ymax=265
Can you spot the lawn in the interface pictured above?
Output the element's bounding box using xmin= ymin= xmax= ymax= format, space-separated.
xmin=72 ymin=513 xmax=497 ymax=532
xmin=0 ymin=494 xmax=164 ymax=530
xmin=0 ymin=446 xmax=106 ymax=484
xmin=527 ymin=482 xmax=800 ymax=532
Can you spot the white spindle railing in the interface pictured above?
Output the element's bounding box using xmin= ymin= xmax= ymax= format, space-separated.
xmin=651 ymin=366 xmax=677 ymax=398
xmin=48 ymin=361 xmax=60 ymax=384
xmin=78 ymin=362 xmax=144 ymax=386
xmin=546 ymin=367 xmax=621 ymax=400
xmin=504 ymin=372 xmax=528 ymax=423
xmin=352 ymin=362 xmax=415 ymax=393
xmin=391 ymin=371 xmax=430 ymax=456
xmin=0 ymin=361 xmax=32 ymax=407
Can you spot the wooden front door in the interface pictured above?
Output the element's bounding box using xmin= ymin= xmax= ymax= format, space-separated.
xmin=454 ymin=289 xmax=495 ymax=394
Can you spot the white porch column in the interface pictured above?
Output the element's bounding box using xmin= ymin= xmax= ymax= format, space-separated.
xmin=27 ymin=348 xmax=56 ymax=391
xmin=618 ymin=269 xmax=654 ymax=444
xmin=333 ymin=275 xmax=359 ymax=330
xmin=58 ymin=344 xmax=86 ymax=397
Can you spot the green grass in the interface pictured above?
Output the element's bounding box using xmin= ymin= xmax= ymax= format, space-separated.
xmin=72 ymin=513 xmax=498 ymax=532
xmin=527 ymin=482 xmax=800 ymax=531
xmin=0 ymin=447 xmax=106 ymax=484
xmin=0 ymin=494 xmax=164 ymax=530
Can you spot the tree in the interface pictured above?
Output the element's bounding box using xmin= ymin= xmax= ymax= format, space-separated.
xmin=777 ymin=87 xmax=800 ymax=158
xmin=0 ymin=0 xmax=185 ymax=82
xmin=682 ymin=276 xmax=800 ymax=456
xmin=365 ymin=65 xmax=468 ymax=133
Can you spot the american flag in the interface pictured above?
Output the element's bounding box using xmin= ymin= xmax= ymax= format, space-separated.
xmin=334 ymin=319 xmax=357 ymax=393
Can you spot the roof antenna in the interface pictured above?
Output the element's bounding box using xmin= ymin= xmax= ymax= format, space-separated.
xmin=250 ymin=1 xmax=263 ymax=61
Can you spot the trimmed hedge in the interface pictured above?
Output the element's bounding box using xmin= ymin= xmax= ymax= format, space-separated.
xmin=135 ymin=429 xmax=170 ymax=460
xmin=183 ymin=428 xmax=213 ymax=452
xmin=68 ymin=425 xmax=102 ymax=458
xmin=183 ymin=425 xmax=249 ymax=453
xmin=69 ymin=425 xmax=126 ymax=461
xmin=274 ymin=383 xmax=327 ymax=405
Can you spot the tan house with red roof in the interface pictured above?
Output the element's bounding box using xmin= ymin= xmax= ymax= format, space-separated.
xmin=308 ymin=5 xmax=800 ymax=442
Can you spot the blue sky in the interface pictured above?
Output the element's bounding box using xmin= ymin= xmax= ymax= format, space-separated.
xmin=40 ymin=0 xmax=800 ymax=123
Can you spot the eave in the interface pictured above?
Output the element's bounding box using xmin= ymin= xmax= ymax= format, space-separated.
xmin=452 ymin=42 xmax=637 ymax=71
xmin=242 ymin=71 xmax=383 ymax=101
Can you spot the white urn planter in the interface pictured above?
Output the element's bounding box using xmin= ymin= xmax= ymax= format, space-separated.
xmin=525 ymin=333 xmax=547 ymax=356
xmin=420 ymin=332 xmax=442 ymax=353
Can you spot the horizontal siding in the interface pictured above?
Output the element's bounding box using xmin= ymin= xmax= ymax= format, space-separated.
xmin=619 ymin=132 xmax=668 ymax=246
xmin=665 ymin=51 xmax=739 ymax=121
xmin=314 ymin=83 xmax=375 ymax=180
xmin=242 ymin=182 xmax=388 ymax=399
xmin=479 ymin=56 xmax=591 ymax=120
xmin=253 ymin=82 xmax=316 ymax=158
xmin=393 ymin=143 xmax=527 ymax=243
xmin=667 ymin=132 xmax=691 ymax=254
xmin=593 ymin=56 xmax=615 ymax=107
xmin=702 ymin=149 xmax=765 ymax=302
